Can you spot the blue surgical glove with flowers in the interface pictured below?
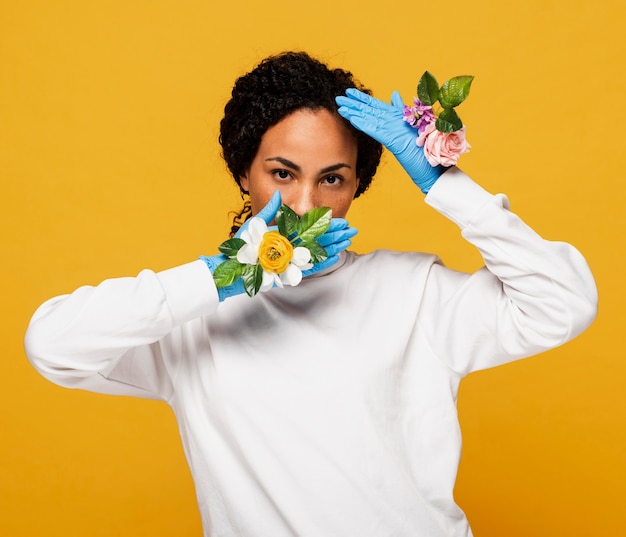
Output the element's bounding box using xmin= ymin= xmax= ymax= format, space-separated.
xmin=336 ymin=88 xmax=444 ymax=194
xmin=201 ymin=191 xmax=357 ymax=301
xmin=336 ymin=72 xmax=473 ymax=193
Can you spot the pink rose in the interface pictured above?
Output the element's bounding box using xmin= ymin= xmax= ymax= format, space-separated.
xmin=417 ymin=123 xmax=470 ymax=167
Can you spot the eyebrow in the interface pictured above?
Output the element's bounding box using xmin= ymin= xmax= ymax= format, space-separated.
xmin=265 ymin=156 xmax=352 ymax=174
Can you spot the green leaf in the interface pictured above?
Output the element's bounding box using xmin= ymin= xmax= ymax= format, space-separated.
xmin=435 ymin=108 xmax=463 ymax=133
xmin=213 ymin=258 xmax=245 ymax=287
xmin=242 ymin=263 xmax=263 ymax=297
xmin=300 ymin=240 xmax=328 ymax=264
xmin=296 ymin=207 xmax=331 ymax=243
xmin=438 ymin=75 xmax=474 ymax=109
xmin=417 ymin=71 xmax=440 ymax=106
xmin=218 ymin=238 xmax=246 ymax=258
xmin=276 ymin=204 xmax=299 ymax=239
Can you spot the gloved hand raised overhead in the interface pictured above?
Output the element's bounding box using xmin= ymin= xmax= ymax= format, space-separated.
xmin=336 ymin=88 xmax=444 ymax=194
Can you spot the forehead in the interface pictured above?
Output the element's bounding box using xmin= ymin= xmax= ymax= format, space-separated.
xmin=257 ymin=109 xmax=357 ymax=162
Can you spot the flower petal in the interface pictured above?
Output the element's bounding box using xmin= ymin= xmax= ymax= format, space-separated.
xmin=237 ymin=244 xmax=258 ymax=264
xmin=260 ymin=270 xmax=281 ymax=292
xmin=239 ymin=229 xmax=252 ymax=244
xmin=260 ymin=271 xmax=274 ymax=292
xmin=281 ymin=263 xmax=303 ymax=286
xmin=247 ymin=217 xmax=268 ymax=244
xmin=292 ymin=246 xmax=311 ymax=268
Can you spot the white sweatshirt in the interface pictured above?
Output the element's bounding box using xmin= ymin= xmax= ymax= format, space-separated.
xmin=25 ymin=169 xmax=597 ymax=537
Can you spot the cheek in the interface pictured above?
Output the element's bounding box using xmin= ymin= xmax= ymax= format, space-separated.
xmin=249 ymin=194 xmax=266 ymax=216
xmin=330 ymin=194 xmax=354 ymax=219
xmin=248 ymin=184 xmax=275 ymax=216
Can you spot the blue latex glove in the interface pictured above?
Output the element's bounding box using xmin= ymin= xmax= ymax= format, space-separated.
xmin=336 ymin=88 xmax=444 ymax=194
xmin=200 ymin=191 xmax=282 ymax=301
xmin=302 ymin=218 xmax=357 ymax=278
xmin=201 ymin=191 xmax=358 ymax=300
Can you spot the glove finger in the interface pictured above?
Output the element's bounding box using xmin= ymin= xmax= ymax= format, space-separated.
xmin=390 ymin=90 xmax=405 ymax=111
xmin=316 ymin=228 xmax=358 ymax=248
xmin=255 ymin=190 xmax=282 ymax=224
xmin=327 ymin=218 xmax=349 ymax=232
xmin=337 ymin=111 xmax=389 ymax=143
xmin=336 ymin=95 xmax=396 ymax=122
xmin=235 ymin=191 xmax=282 ymax=238
xmin=322 ymin=238 xmax=352 ymax=257
xmin=344 ymin=88 xmax=397 ymax=114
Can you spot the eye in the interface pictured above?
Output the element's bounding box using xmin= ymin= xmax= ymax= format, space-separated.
xmin=323 ymin=175 xmax=343 ymax=185
xmin=273 ymin=169 xmax=292 ymax=180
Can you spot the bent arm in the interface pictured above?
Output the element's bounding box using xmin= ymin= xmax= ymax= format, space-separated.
xmin=24 ymin=260 xmax=218 ymax=399
xmin=420 ymin=168 xmax=598 ymax=374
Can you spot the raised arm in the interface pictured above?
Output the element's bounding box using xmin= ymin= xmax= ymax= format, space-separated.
xmin=24 ymin=259 xmax=218 ymax=399
xmin=24 ymin=191 xmax=358 ymax=397
xmin=422 ymin=167 xmax=597 ymax=373
xmin=337 ymin=88 xmax=597 ymax=373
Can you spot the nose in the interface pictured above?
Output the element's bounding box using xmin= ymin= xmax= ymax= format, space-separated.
xmin=288 ymin=185 xmax=317 ymax=217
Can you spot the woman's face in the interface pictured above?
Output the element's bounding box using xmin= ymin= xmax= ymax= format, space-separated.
xmin=240 ymin=108 xmax=359 ymax=219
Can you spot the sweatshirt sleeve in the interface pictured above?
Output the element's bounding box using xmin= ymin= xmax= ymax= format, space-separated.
xmin=419 ymin=167 xmax=598 ymax=375
xmin=24 ymin=259 xmax=219 ymax=400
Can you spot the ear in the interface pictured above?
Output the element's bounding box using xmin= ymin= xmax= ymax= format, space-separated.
xmin=239 ymin=173 xmax=250 ymax=193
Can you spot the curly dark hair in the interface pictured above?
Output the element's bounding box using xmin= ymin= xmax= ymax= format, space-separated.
xmin=219 ymin=51 xmax=383 ymax=234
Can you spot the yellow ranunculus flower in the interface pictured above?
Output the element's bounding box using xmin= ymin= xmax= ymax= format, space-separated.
xmin=258 ymin=231 xmax=293 ymax=274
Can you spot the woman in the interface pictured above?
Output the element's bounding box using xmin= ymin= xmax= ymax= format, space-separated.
xmin=25 ymin=51 xmax=597 ymax=536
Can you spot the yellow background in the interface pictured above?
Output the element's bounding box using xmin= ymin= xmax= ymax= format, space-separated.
xmin=2 ymin=0 xmax=624 ymax=535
